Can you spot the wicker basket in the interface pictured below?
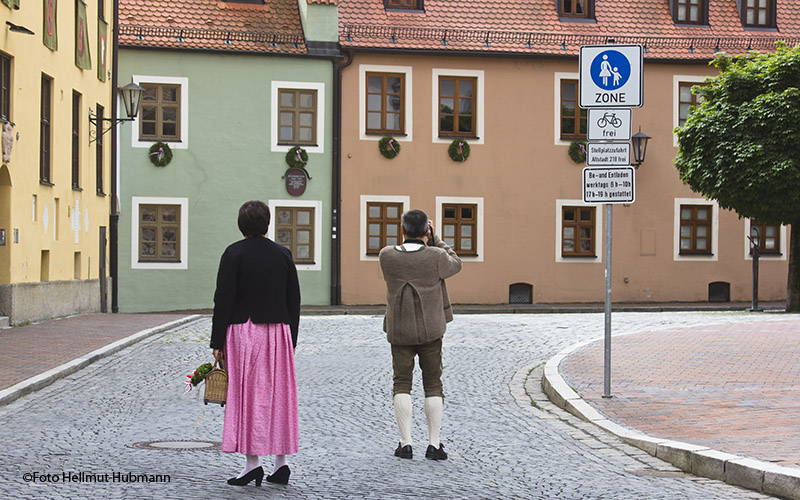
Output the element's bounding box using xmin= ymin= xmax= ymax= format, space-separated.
xmin=203 ymin=357 xmax=228 ymax=406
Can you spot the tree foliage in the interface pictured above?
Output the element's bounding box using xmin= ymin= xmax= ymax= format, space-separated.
xmin=674 ymin=43 xmax=800 ymax=226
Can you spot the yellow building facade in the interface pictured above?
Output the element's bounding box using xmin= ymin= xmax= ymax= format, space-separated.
xmin=1 ymin=0 xmax=113 ymax=324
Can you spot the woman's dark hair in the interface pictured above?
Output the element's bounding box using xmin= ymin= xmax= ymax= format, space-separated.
xmin=238 ymin=200 xmax=270 ymax=237
xmin=402 ymin=209 xmax=428 ymax=239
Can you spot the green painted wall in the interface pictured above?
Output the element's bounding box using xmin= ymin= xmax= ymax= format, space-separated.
xmin=298 ymin=2 xmax=340 ymax=43
xmin=118 ymin=49 xmax=333 ymax=312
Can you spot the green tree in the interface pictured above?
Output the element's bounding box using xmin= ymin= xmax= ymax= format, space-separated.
xmin=675 ymin=43 xmax=800 ymax=311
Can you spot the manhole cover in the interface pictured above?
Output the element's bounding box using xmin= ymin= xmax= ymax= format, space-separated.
xmin=129 ymin=440 xmax=220 ymax=451
xmin=625 ymin=469 xmax=686 ymax=478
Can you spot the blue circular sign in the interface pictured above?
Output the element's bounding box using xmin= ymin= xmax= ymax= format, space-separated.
xmin=590 ymin=50 xmax=631 ymax=91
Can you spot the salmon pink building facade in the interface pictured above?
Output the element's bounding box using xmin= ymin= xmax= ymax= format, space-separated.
xmin=335 ymin=0 xmax=800 ymax=305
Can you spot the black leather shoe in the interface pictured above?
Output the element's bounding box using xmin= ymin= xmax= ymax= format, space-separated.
xmin=227 ymin=466 xmax=264 ymax=486
xmin=266 ymin=465 xmax=291 ymax=485
xmin=425 ymin=443 xmax=448 ymax=460
xmin=394 ymin=442 xmax=413 ymax=459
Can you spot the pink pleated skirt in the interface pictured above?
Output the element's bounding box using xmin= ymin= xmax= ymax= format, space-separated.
xmin=221 ymin=320 xmax=299 ymax=456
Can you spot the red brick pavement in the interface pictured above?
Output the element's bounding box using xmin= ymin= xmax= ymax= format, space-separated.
xmin=560 ymin=318 xmax=800 ymax=469
xmin=0 ymin=313 xmax=188 ymax=390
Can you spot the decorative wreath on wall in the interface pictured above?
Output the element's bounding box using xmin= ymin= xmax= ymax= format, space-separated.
xmin=378 ymin=136 xmax=401 ymax=159
xmin=568 ymin=140 xmax=587 ymax=164
xmin=448 ymin=139 xmax=470 ymax=162
xmin=148 ymin=142 xmax=173 ymax=167
xmin=285 ymin=146 xmax=309 ymax=169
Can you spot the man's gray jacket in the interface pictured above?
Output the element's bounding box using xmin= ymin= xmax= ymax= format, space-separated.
xmin=379 ymin=236 xmax=462 ymax=346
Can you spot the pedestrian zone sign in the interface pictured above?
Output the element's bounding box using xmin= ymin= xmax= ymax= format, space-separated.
xmin=579 ymin=45 xmax=643 ymax=108
xmin=583 ymin=167 xmax=635 ymax=204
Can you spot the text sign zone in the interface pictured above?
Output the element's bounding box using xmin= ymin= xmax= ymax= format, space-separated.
xmin=583 ymin=167 xmax=635 ymax=204
xmin=579 ymin=45 xmax=643 ymax=108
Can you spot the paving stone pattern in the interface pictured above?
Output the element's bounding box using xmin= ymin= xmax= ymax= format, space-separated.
xmin=560 ymin=317 xmax=800 ymax=469
xmin=0 ymin=312 xmax=782 ymax=499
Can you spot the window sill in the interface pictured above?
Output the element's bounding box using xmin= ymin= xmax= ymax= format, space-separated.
xmin=365 ymin=132 xmax=407 ymax=137
xmin=72 ymin=186 xmax=83 ymax=192
xmin=742 ymin=26 xmax=778 ymax=32
xmin=138 ymin=260 xmax=182 ymax=264
xmin=141 ymin=138 xmax=182 ymax=143
xmin=557 ymin=16 xmax=596 ymax=24
xmin=438 ymin=135 xmax=480 ymax=141
xmin=40 ymin=180 xmax=54 ymax=187
xmin=96 ymin=190 xmax=107 ymax=197
xmin=561 ymin=254 xmax=597 ymax=259
xmin=385 ymin=8 xmax=424 ymax=13
xmin=678 ymin=253 xmax=714 ymax=257
xmin=278 ymin=143 xmax=319 ymax=148
xmin=673 ymin=22 xmax=710 ymax=28
xmin=751 ymin=252 xmax=783 ymax=257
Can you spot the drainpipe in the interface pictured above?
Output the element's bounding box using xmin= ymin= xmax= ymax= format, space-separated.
xmin=331 ymin=49 xmax=353 ymax=306
xmin=109 ymin=0 xmax=120 ymax=313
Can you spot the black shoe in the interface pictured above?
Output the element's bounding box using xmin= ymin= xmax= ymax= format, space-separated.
xmin=394 ymin=442 xmax=413 ymax=459
xmin=227 ymin=466 xmax=264 ymax=486
xmin=425 ymin=443 xmax=448 ymax=460
xmin=266 ymin=465 xmax=291 ymax=485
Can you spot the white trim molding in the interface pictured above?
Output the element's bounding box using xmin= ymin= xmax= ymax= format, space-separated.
xmin=358 ymin=65 xmax=413 ymax=142
xmin=435 ymin=196 xmax=485 ymax=262
xmin=270 ymin=81 xmax=326 ymax=154
xmin=554 ymin=72 xmax=581 ymax=146
xmin=131 ymin=75 xmax=190 ymax=149
xmin=555 ymin=199 xmax=603 ymax=264
xmin=673 ymin=75 xmax=708 ymax=147
xmin=743 ymin=219 xmax=788 ymax=261
xmin=431 ymin=68 xmax=485 ymax=145
xmin=673 ymin=197 xmax=719 ymax=261
xmin=359 ymin=195 xmax=410 ymax=262
xmin=267 ymin=199 xmax=324 ymax=271
xmin=131 ymin=196 xmax=189 ymax=270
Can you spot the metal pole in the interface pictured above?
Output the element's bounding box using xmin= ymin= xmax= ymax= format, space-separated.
xmin=752 ymin=241 xmax=760 ymax=312
xmin=603 ymin=203 xmax=613 ymax=398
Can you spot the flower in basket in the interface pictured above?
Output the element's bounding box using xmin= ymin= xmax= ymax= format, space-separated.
xmin=183 ymin=362 xmax=212 ymax=394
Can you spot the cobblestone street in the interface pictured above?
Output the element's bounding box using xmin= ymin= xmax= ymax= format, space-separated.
xmin=0 ymin=312 xmax=785 ymax=499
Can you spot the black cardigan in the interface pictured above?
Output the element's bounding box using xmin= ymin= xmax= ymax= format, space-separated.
xmin=210 ymin=237 xmax=301 ymax=349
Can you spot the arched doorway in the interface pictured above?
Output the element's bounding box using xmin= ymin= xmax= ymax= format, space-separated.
xmin=0 ymin=164 xmax=10 ymax=285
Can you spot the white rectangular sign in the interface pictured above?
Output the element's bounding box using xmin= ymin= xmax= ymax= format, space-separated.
xmin=583 ymin=167 xmax=635 ymax=204
xmin=587 ymin=108 xmax=632 ymax=141
xmin=579 ymin=44 xmax=643 ymax=108
xmin=586 ymin=142 xmax=630 ymax=166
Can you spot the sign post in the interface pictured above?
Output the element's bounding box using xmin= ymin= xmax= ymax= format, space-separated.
xmin=579 ymin=43 xmax=643 ymax=399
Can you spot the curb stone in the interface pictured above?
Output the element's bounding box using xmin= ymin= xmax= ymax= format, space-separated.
xmin=541 ymin=337 xmax=800 ymax=500
xmin=0 ymin=315 xmax=201 ymax=406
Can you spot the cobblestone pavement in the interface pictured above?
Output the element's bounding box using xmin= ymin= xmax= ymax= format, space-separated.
xmin=0 ymin=312 xmax=784 ymax=499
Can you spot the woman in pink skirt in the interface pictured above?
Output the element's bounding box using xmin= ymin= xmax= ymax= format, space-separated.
xmin=210 ymin=200 xmax=300 ymax=487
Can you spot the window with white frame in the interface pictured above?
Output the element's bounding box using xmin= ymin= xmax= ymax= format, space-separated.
xmin=744 ymin=218 xmax=787 ymax=260
xmin=271 ymin=81 xmax=325 ymax=153
xmin=131 ymin=196 xmax=189 ymax=269
xmin=554 ymin=72 xmax=581 ymax=146
xmin=268 ymin=199 xmax=323 ymax=271
xmin=555 ymin=199 xmax=602 ymax=263
xmin=673 ymin=198 xmax=718 ymax=261
xmin=360 ymin=195 xmax=409 ymax=261
xmin=132 ymin=76 xmax=189 ymax=149
xmin=432 ymin=69 xmax=484 ymax=144
xmin=435 ymin=196 xmax=484 ymax=261
xmin=359 ymin=65 xmax=413 ymax=141
xmin=673 ymin=75 xmax=707 ymax=146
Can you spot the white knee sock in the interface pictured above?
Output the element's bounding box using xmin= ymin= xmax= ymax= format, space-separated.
xmin=424 ymin=396 xmax=443 ymax=448
xmin=273 ymin=454 xmax=288 ymax=474
xmin=238 ymin=454 xmax=261 ymax=478
xmin=393 ymin=393 xmax=413 ymax=447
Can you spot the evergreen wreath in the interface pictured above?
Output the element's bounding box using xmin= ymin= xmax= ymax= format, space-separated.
xmin=148 ymin=142 xmax=173 ymax=167
xmin=568 ymin=140 xmax=587 ymax=164
xmin=378 ymin=136 xmax=401 ymax=159
xmin=285 ymin=146 xmax=309 ymax=169
xmin=448 ymin=139 xmax=470 ymax=162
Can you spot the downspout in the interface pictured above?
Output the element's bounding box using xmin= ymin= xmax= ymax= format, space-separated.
xmin=110 ymin=0 xmax=120 ymax=313
xmin=331 ymin=48 xmax=353 ymax=306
